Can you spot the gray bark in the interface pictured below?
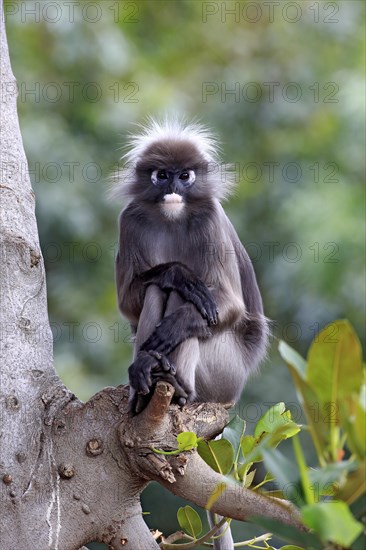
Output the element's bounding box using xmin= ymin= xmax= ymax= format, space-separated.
xmin=0 ymin=4 xmax=304 ymax=548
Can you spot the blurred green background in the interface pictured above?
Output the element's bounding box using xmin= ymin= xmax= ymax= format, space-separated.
xmin=4 ymin=0 xmax=365 ymax=547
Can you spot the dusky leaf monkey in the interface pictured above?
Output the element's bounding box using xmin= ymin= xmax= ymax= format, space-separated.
xmin=115 ymin=118 xmax=268 ymax=550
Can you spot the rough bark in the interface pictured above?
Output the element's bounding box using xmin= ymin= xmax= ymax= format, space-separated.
xmin=0 ymin=4 xmax=304 ymax=548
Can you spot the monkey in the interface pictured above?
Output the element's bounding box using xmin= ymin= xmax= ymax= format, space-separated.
xmin=115 ymin=118 xmax=269 ymax=550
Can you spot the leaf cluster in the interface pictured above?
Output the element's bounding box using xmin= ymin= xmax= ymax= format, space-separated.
xmin=158 ymin=320 xmax=365 ymax=550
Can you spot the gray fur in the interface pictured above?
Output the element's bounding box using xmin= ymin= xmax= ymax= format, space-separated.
xmin=115 ymin=120 xmax=269 ymax=550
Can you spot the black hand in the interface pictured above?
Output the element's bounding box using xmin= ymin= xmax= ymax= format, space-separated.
xmin=140 ymin=306 xmax=212 ymax=359
xmin=128 ymin=349 xmax=190 ymax=414
xmin=140 ymin=262 xmax=218 ymax=325
xmin=130 ymin=371 xmax=190 ymax=414
xmin=128 ymin=350 xmax=176 ymax=395
xmin=179 ymin=278 xmax=218 ymax=326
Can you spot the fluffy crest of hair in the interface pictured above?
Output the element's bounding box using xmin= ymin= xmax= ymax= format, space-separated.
xmin=112 ymin=116 xmax=236 ymax=203
xmin=123 ymin=116 xmax=220 ymax=164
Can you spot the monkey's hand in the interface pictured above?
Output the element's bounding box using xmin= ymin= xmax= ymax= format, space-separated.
xmin=140 ymin=262 xmax=218 ymax=326
xmin=128 ymin=350 xmax=189 ymax=414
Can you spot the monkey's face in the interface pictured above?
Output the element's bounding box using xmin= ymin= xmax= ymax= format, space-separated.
xmin=133 ymin=139 xmax=210 ymax=220
xmin=151 ymin=168 xmax=195 ymax=220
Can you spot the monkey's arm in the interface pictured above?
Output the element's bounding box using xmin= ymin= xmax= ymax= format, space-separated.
xmin=226 ymin=218 xmax=269 ymax=360
xmin=116 ymin=208 xmax=217 ymax=325
xmin=228 ymin=222 xmax=265 ymax=316
xmin=139 ymin=262 xmax=218 ymax=325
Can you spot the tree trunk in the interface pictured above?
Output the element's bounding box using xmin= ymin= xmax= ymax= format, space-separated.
xmin=0 ymin=3 xmax=303 ymax=548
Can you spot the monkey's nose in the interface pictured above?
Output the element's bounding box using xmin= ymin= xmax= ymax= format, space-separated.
xmin=168 ymin=182 xmax=178 ymax=194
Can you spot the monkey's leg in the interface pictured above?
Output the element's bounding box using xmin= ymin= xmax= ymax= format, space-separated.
xmin=133 ymin=284 xmax=166 ymax=357
xmin=161 ymin=291 xmax=200 ymax=405
xmin=129 ymin=288 xmax=204 ymax=413
xmin=129 ymin=285 xmax=176 ymax=413
xmin=140 ymin=301 xmax=210 ymax=356
xmin=129 ymin=286 xmax=194 ymax=413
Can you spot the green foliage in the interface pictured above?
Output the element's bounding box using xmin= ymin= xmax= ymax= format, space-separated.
xmin=306 ymin=320 xmax=363 ymax=403
xmin=197 ymin=439 xmax=234 ymax=476
xmin=279 ymin=319 xmax=365 ymax=465
xmin=301 ymin=502 xmax=363 ymax=548
xmin=254 ymin=402 xmax=301 ymax=444
xmin=166 ymin=320 xmax=364 ymax=549
xmin=177 ymin=506 xmax=202 ymax=539
xmin=153 ymin=432 xmax=202 ymax=455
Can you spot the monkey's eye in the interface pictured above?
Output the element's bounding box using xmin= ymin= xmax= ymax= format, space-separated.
xmin=151 ymin=169 xmax=168 ymax=185
xmin=157 ymin=169 xmax=168 ymax=180
xmin=179 ymin=169 xmax=196 ymax=186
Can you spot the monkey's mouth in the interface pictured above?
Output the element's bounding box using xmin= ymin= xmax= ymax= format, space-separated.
xmin=160 ymin=193 xmax=185 ymax=219
xmin=162 ymin=192 xmax=183 ymax=204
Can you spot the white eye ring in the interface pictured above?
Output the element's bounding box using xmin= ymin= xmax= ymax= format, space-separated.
xmin=183 ymin=170 xmax=195 ymax=185
xmin=151 ymin=170 xmax=159 ymax=185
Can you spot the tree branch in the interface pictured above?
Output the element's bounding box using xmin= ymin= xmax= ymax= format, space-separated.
xmin=118 ymin=383 xmax=304 ymax=533
xmin=160 ymin=517 xmax=227 ymax=550
xmin=157 ymin=451 xmax=303 ymax=530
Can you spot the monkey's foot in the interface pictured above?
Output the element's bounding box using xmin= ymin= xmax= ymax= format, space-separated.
xmin=128 ymin=350 xmax=173 ymax=396
xmin=147 ymin=350 xmax=176 ymax=375
xmin=128 ymin=350 xmax=189 ymax=414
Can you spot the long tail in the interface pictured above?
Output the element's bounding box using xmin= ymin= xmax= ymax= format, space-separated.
xmin=207 ymin=511 xmax=234 ymax=550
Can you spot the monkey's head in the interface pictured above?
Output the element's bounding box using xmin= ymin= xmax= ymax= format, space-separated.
xmin=117 ymin=118 xmax=235 ymax=219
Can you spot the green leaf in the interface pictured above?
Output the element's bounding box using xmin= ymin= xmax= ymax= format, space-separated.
xmin=339 ymin=386 xmax=366 ymax=459
xmin=240 ymin=435 xmax=263 ymax=464
xmin=307 ymin=320 xmax=363 ymax=405
xmin=197 ymin=439 xmax=234 ymax=475
xmin=301 ymin=501 xmax=363 ymax=547
xmin=309 ymin=460 xmax=357 ymax=494
xmin=222 ymin=415 xmax=246 ymax=464
xmin=176 ymin=431 xmax=200 ymax=452
xmin=280 ymin=546 xmax=306 ymax=550
xmin=177 ymin=505 xmax=202 ymax=538
xmin=241 ymin=434 xmax=256 ymax=455
xmin=254 ymin=402 xmax=286 ymax=437
xmin=254 ymin=403 xmax=300 ymax=438
xmin=335 ymin=460 xmax=366 ymax=505
xmin=279 ymin=340 xmax=331 ymax=463
xmin=254 ymin=403 xmax=301 ymax=447
xmin=262 ymin=447 xmax=303 ymax=505
xmin=237 ymin=461 xmax=253 ymax=481
xmin=279 ymin=340 xmax=307 ymax=379
xmin=243 ymin=468 xmax=256 ymax=488
xmin=250 ymin=516 xmax=323 ymax=549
